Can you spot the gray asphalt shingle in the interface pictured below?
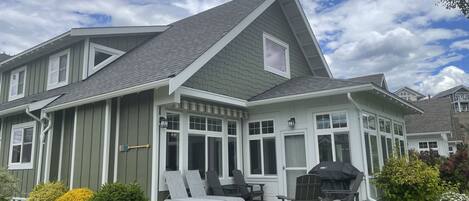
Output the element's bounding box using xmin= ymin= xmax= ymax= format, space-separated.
xmin=405 ymin=97 xmax=452 ymax=134
xmin=347 ymin=74 xmax=385 ymax=87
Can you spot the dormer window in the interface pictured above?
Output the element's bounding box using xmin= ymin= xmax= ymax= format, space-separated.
xmin=9 ymin=66 xmax=26 ymax=101
xmin=263 ymin=33 xmax=290 ymax=78
xmin=87 ymin=43 xmax=124 ymax=76
xmin=47 ymin=49 xmax=70 ymax=90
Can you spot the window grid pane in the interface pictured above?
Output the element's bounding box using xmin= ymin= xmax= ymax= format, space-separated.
xmin=331 ymin=113 xmax=347 ymax=128
xmin=249 ymin=122 xmax=260 ymax=135
xmin=207 ymin=118 xmax=222 ymax=132
xmin=190 ymin=116 xmax=206 ymax=131
xmin=264 ymin=38 xmax=287 ymax=73
xmin=228 ymin=121 xmax=237 ymax=136
xmin=167 ymin=113 xmax=180 ymax=130
xmin=18 ymin=71 xmax=25 ymax=95
xmin=316 ymin=114 xmax=331 ymax=129
xmin=58 ymin=55 xmax=68 ymax=82
xmin=261 ymin=120 xmax=274 ymax=134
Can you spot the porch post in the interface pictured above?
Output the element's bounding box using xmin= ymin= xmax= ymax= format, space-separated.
xmin=101 ymin=99 xmax=112 ymax=185
xmin=151 ymin=89 xmax=161 ymax=201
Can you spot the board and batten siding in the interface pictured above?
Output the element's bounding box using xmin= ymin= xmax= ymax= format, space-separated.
xmin=184 ymin=1 xmax=314 ymax=100
xmin=0 ymin=113 xmax=42 ymax=198
xmin=55 ymin=108 xmax=75 ymax=187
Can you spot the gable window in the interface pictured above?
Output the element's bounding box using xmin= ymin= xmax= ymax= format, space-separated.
xmin=87 ymin=43 xmax=125 ymax=76
xmin=9 ymin=122 xmax=36 ymax=170
xmin=263 ymin=33 xmax=290 ymax=78
xmin=248 ymin=120 xmax=277 ymax=176
xmin=314 ymin=112 xmax=350 ymax=163
xmin=47 ymin=49 xmax=70 ymax=90
xmin=9 ymin=67 xmax=26 ymax=101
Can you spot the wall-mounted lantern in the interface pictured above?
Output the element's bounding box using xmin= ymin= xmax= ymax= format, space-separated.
xmin=160 ymin=117 xmax=168 ymax=128
xmin=288 ymin=117 xmax=296 ymax=128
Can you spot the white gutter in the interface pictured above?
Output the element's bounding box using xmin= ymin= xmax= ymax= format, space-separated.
xmin=347 ymin=92 xmax=371 ymax=200
xmin=0 ymin=105 xmax=28 ymax=117
xmin=44 ymin=78 xmax=170 ymax=112
xmin=406 ymin=131 xmax=451 ymax=136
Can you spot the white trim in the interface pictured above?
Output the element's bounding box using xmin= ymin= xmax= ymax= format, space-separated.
xmin=8 ymin=66 xmax=27 ymax=101
xmin=70 ymin=26 xmax=170 ymax=36
xmin=372 ymin=86 xmax=424 ymax=113
xmin=47 ymin=49 xmax=70 ymax=90
xmin=101 ymin=99 xmax=112 ymax=185
xmin=113 ymin=98 xmax=120 ymax=182
xmin=0 ymin=104 xmax=28 ymax=117
xmin=151 ymin=90 xmax=160 ymax=201
xmin=247 ymin=84 xmax=372 ymax=106
xmin=8 ymin=121 xmax=36 ymax=170
xmin=168 ymin=0 xmax=276 ymax=93
xmin=69 ymin=107 xmax=78 ymax=189
xmin=406 ymin=131 xmax=451 ymax=136
xmin=178 ymin=87 xmax=247 ymax=107
xmin=87 ymin=43 xmax=125 ymax=76
xmin=82 ymin=38 xmax=90 ymax=80
xmin=44 ymin=78 xmax=170 ymax=113
xmin=263 ymin=32 xmax=290 ymax=79
xmin=58 ymin=110 xmax=65 ymax=180
xmin=44 ymin=113 xmax=54 ymax=182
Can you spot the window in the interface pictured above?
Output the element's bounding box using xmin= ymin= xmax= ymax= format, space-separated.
xmin=228 ymin=121 xmax=237 ymax=176
xmin=87 ymin=43 xmax=125 ymax=76
xmin=9 ymin=122 xmax=36 ymax=170
xmin=393 ymin=122 xmax=406 ymax=157
xmin=189 ymin=115 xmax=222 ymax=132
xmin=9 ymin=67 xmax=26 ymax=101
xmin=248 ymin=120 xmax=277 ymax=176
xmin=315 ymin=112 xmax=350 ymax=163
xmin=47 ymin=49 xmax=70 ymax=90
xmin=418 ymin=141 xmax=438 ymax=154
xmin=263 ymin=33 xmax=290 ymax=78
xmin=166 ymin=113 xmax=180 ymax=171
xmin=188 ymin=135 xmax=206 ymax=177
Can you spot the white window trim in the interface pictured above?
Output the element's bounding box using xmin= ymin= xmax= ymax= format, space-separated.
xmin=263 ymin=32 xmax=290 ymax=79
xmin=88 ymin=43 xmax=125 ymax=76
xmin=8 ymin=66 xmax=27 ymax=101
xmin=8 ymin=121 xmax=36 ymax=170
xmin=247 ymin=119 xmax=277 ymax=177
xmin=47 ymin=49 xmax=70 ymax=90
xmin=313 ymin=111 xmax=350 ymax=162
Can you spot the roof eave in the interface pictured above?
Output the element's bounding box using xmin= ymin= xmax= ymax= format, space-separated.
xmin=372 ymin=85 xmax=424 ymax=114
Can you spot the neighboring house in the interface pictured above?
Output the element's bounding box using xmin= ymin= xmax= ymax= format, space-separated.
xmin=395 ymin=87 xmax=426 ymax=102
xmin=0 ymin=53 xmax=11 ymax=63
xmin=0 ymin=1 xmax=422 ymax=201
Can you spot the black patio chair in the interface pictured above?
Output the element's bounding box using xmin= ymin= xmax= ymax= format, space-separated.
xmin=322 ymin=172 xmax=364 ymax=201
xmin=276 ymin=174 xmax=322 ymax=201
xmin=232 ymin=169 xmax=265 ymax=201
xmin=206 ymin=170 xmax=243 ymax=197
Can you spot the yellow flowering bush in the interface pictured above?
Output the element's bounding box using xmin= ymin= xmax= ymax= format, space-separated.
xmin=57 ymin=188 xmax=94 ymax=201
xmin=28 ymin=182 xmax=67 ymax=201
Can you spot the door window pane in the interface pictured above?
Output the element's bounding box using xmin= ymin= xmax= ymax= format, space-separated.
xmin=318 ymin=135 xmax=333 ymax=162
xmin=228 ymin=137 xmax=237 ymax=176
xmin=208 ymin=137 xmax=223 ymax=176
xmin=316 ymin=115 xmax=331 ymax=129
xmin=166 ymin=132 xmax=179 ymax=171
xmin=250 ymin=140 xmax=262 ymax=174
xmin=263 ymin=138 xmax=277 ymax=175
xmin=334 ymin=132 xmax=350 ymax=163
xmin=285 ymin=135 xmax=306 ymax=167
xmin=188 ymin=135 xmax=205 ymax=177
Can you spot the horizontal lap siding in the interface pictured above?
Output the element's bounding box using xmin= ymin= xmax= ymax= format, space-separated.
xmin=184 ymin=1 xmax=312 ymax=100
xmin=0 ymin=114 xmax=40 ymax=198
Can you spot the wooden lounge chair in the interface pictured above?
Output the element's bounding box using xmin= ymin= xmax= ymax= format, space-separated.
xmin=232 ymin=170 xmax=265 ymax=201
xmin=276 ymin=174 xmax=322 ymax=201
xmin=186 ymin=170 xmax=244 ymax=201
xmin=164 ymin=171 xmax=223 ymax=201
xmin=322 ymin=173 xmax=364 ymax=201
xmin=206 ymin=171 xmax=243 ymax=198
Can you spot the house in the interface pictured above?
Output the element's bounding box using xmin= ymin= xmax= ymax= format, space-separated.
xmin=0 ymin=53 xmax=11 ymax=63
xmin=0 ymin=0 xmax=422 ymax=201
xmin=395 ymin=87 xmax=426 ymax=102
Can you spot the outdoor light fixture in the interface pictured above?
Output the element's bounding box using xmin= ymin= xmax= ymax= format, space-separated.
xmin=288 ymin=117 xmax=296 ymax=128
xmin=160 ymin=117 xmax=168 ymax=128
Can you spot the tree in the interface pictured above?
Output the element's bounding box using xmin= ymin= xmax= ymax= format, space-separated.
xmin=439 ymin=0 xmax=469 ymax=19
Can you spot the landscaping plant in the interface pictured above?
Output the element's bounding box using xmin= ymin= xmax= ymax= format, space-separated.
xmin=439 ymin=191 xmax=469 ymax=201
xmin=91 ymin=183 xmax=147 ymax=201
xmin=0 ymin=167 xmax=18 ymax=201
xmin=57 ymin=188 xmax=94 ymax=201
xmin=440 ymin=144 xmax=469 ymax=193
xmin=28 ymin=182 xmax=67 ymax=201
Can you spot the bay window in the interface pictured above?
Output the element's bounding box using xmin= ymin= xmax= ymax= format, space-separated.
xmin=248 ymin=120 xmax=277 ymax=176
xmin=9 ymin=122 xmax=36 ymax=170
xmin=315 ymin=112 xmax=350 ymax=163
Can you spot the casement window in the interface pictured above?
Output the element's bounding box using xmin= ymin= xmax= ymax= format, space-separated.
xmin=315 ymin=112 xmax=350 ymax=163
xmin=9 ymin=122 xmax=36 ymax=170
xmin=87 ymin=43 xmax=124 ymax=76
xmin=393 ymin=122 xmax=406 ymax=157
xmin=263 ymin=33 xmax=290 ymax=78
xmin=47 ymin=49 xmax=70 ymax=90
xmin=248 ymin=120 xmax=277 ymax=176
xmin=9 ymin=67 xmax=26 ymax=101
xmin=418 ymin=141 xmax=438 ymax=153
xmin=165 ymin=113 xmax=180 ymax=171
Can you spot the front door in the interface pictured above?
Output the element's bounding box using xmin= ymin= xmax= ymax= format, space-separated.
xmin=281 ymin=132 xmax=308 ymax=198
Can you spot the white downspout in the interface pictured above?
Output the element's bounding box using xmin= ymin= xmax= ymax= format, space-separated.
xmin=347 ymin=92 xmax=371 ymax=201
xmin=26 ymin=107 xmax=52 ymax=184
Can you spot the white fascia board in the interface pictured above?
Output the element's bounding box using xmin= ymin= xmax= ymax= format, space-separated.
xmin=178 ymin=87 xmax=247 ymax=107
xmin=70 ymin=26 xmax=170 ymax=36
xmin=406 ymin=131 xmax=451 ymax=136
xmin=247 ymin=84 xmax=373 ymax=107
xmin=168 ymin=0 xmax=276 ymax=94
xmin=372 ymin=85 xmax=424 ymax=114
xmin=448 ymin=140 xmax=464 ymax=143
xmin=44 ymin=78 xmax=170 ymax=112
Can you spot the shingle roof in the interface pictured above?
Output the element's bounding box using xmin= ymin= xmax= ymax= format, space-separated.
xmin=347 ymin=74 xmax=385 ymax=87
xmin=405 ymin=97 xmax=452 ymax=134
xmin=433 ymin=85 xmax=469 ymax=98
xmin=249 ymin=76 xmax=368 ymax=101
xmin=0 ymin=53 xmax=11 ymax=62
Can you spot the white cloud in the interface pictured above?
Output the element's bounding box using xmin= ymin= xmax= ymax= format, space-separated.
xmin=172 ymin=0 xmax=229 ymax=15
xmin=417 ymin=66 xmax=469 ymax=95
xmin=451 ymin=39 xmax=469 ymax=50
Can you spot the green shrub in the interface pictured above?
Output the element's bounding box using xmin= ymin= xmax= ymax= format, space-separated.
xmin=0 ymin=167 xmax=19 ymax=201
xmin=57 ymin=188 xmax=94 ymax=201
xmin=28 ymin=182 xmax=67 ymax=201
xmin=440 ymin=144 xmax=469 ymax=193
xmin=91 ymin=183 xmax=147 ymax=201
xmin=374 ymin=156 xmax=451 ymax=201
xmin=439 ymin=191 xmax=469 ymax=201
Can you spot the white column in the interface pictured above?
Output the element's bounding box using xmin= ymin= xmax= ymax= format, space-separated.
xmin=101 ymin=99 xmax=112 ymax=185
xmin=151 ymin=89 xmax=161 ymax=201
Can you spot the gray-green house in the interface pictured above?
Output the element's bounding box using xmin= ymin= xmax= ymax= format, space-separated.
xmin=0 ymin=0 xmax=423 ymax=201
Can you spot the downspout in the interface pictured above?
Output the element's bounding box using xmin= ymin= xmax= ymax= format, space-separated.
xmin=26 ymin=107 xmax=52 ymax=184
xmin=347 ymin=92 xmax=371 ymax=200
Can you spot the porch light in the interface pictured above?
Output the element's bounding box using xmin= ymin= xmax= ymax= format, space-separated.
xmin=288 ymin=117 xmax=296 ymax=128
xmin=160 ymin=117 xmax=168 ymax=128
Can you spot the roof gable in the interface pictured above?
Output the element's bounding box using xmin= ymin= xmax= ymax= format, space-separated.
xmin=434 ymin=85 xmax=469 ymax=98
xmin=395 ymin=87 xmax=425 ymax=98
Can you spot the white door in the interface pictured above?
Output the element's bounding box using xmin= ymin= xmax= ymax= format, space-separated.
xmin=281 ymin=132 xmax=308 ymax=198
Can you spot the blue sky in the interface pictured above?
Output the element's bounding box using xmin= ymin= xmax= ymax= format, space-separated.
xmin=0 ymin=0 xmax=467 ymax=95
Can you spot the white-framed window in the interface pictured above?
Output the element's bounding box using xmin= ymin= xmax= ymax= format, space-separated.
xmin=47 ymin=49 xmax=70 ymax=90
xmin=165 ymin=112 xmax=180 ymax=171
xmin=8 ymin=122 xmax=36 ymax=170
xmin=377 ymin=117 xmax=393 ymax=163
xmin=393 ymin=122 xmax=406 ymax=157
xmin=263 ymin=33 xmax=290 ymax=78
xmin=247 ymin=119 xmax=277 ymax=176
xmin=314 ymin=111 xmax=351 ymax=163
xmin=87 ymin=43 xmax=125 ymax=76
xmin=418 ymin=141 xmax=438 ymax=153
xmin=9 ymin=66 xmax=26 ymax=101
xmin=364 ymin=113 xmax=380 ymax=176
xmin=227 ymin=120 xmax=238 ymax=177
